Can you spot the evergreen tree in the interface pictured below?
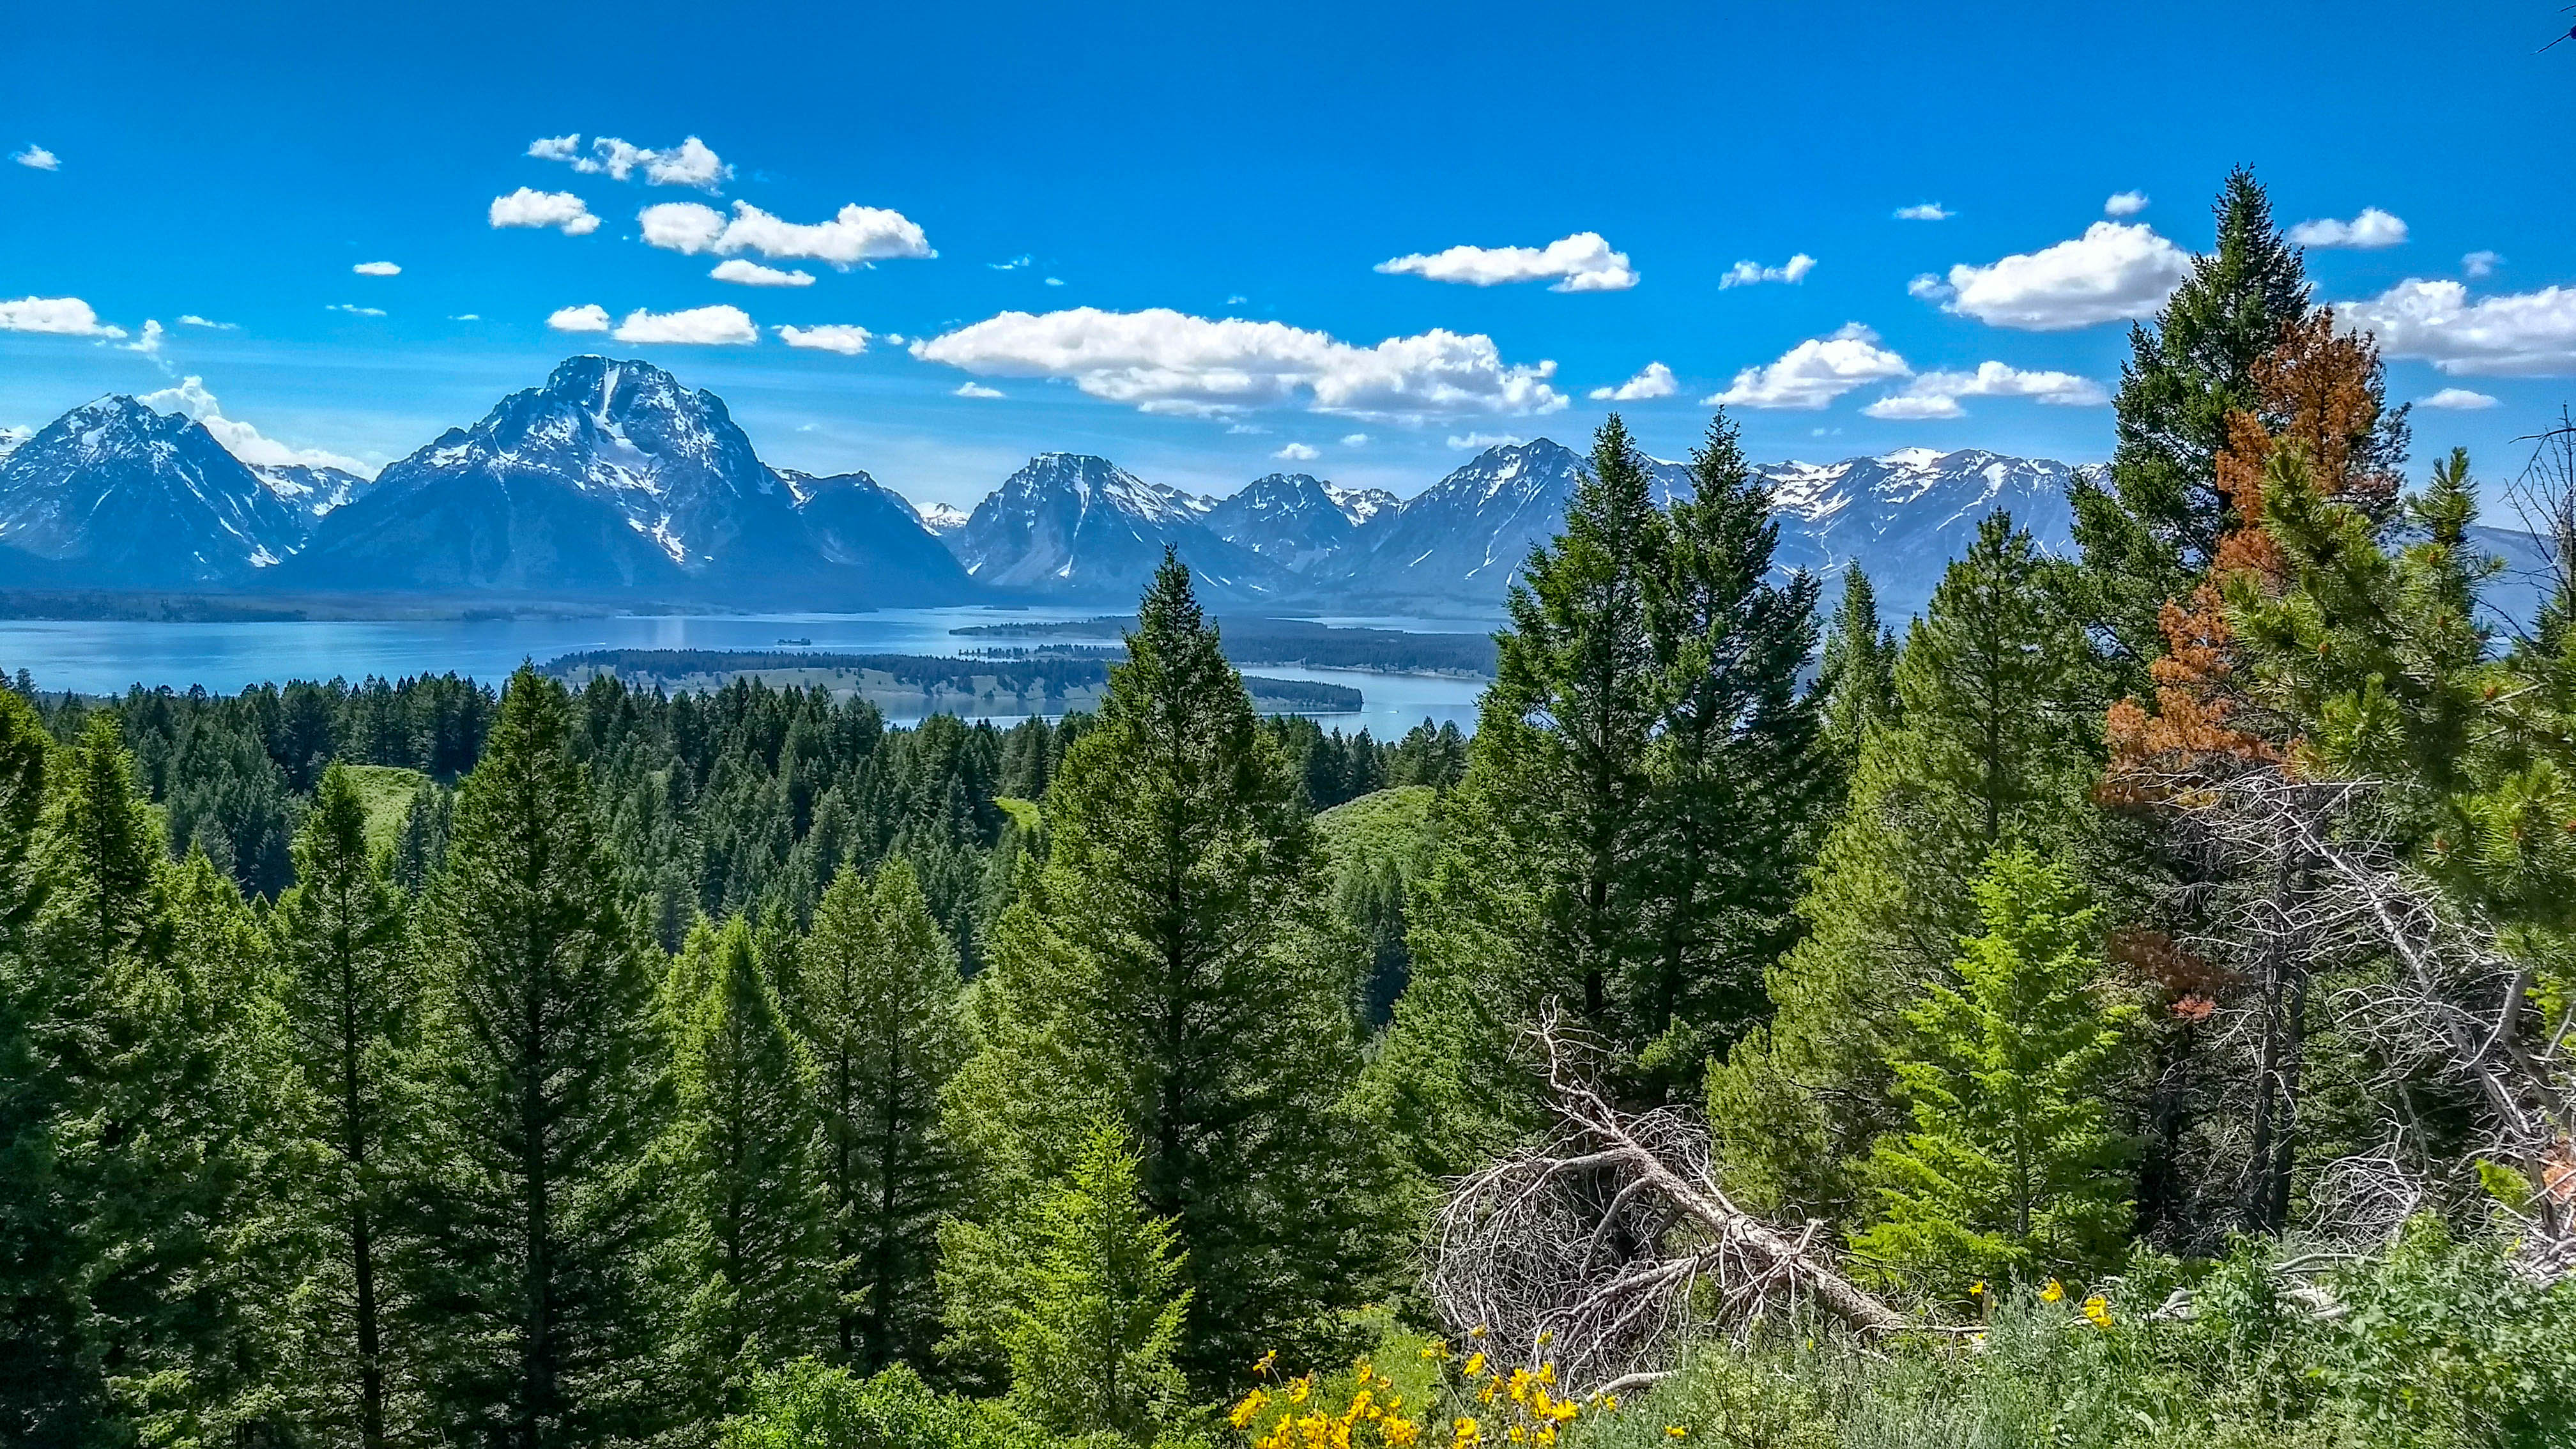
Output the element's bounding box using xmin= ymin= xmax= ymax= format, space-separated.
xmin=800 ymin=858 xmax=967 ymax=1374
xmin=1814 ymin=567 xmax=1900 ymax=788
xmin=0 ymin=689 xmax=52 ymax=1436
xmin=273 ymin=763 xmax=413 ymax=1448
xmin=669 ymin=916 xmax=833 ymax=1415
xmin=1850 ymin=849 xmax=2140 ymax=1297
xmin=1710 ymin=514 xmax=2099 ymax=1223
xmin=942 ymin=553 xmax=1380 ymax=1386
xmin=998 ymin=1121 xmax=1189 ymax=1443
xmin=399 ymin=667 xmax=673 ymax=1446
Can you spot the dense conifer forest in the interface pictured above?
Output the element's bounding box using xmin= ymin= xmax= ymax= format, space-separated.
xmin=3 ymin=173 xmax=2573 ymax=1448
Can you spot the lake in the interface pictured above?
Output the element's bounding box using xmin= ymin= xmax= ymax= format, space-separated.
xmin=0 ymin=607 xmax=1493 ymax=736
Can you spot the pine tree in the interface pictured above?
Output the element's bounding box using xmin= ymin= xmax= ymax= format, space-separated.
xmin=1710 ymin=514 xmax=2099 ymax=1223
xmin=942 ymin=553 xmax=1380 ymax=1386
xmin=669 ymin=916 xmax=832 ymax=1414
xmin=399 ymin=666 xmax=673 ymax=1446
xmin=1814 ymin=567 xmax=1900 ymax=788
xmin=1850 ymin=849 xmax=2139 ymax=1298
xmin=800 ymin=858 xmax=967 ymax=1374
xmin=998 ymin=1120 xmax=1189 ymax=1443
xmin=0 ymin=689 xmax=67 ymax=1443
xmin=273 ymin=763 xmax=413 ymax=1448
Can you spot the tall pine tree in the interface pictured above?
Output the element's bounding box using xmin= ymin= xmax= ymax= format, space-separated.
xmin=399 ymin=667 xmax=673 ymax=1447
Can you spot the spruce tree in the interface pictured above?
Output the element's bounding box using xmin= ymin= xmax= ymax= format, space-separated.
xmin=1814 ymin=567 xmax=1900 ymax=788
xmin=1850 ymin=848 xmax=2139 ymax=1298
xmin=942 ymin=553 xmax=1379 ymax=1386
xmin=1710 ymin=514 xmax=2099 ymax=1223
xmin=800 ymin=858 xmax=966 ymax=1374
xmin=998 ymin=1121 xmax=1189 ymax=1443
xmin=399 ymin=666 xmax=673 ymax=1446
xmin=273 ymin=763 xmax=413 ymax=1448
xmin=669 ymin=916 xmax=832 ymax=1414
xmin=0 ymin=689 xmax=52 ymax=1437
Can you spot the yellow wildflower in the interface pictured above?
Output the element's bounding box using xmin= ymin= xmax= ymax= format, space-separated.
xmin=2083 ymin=1294 xmax=2113 ymax=1328
xmin=1666 ymin=1428 xmax=1690 ymax=1440
xmin=1469 ymin=1324 xmax=1490 ymax=1338
xmin=1257 ymin=1349 xmax=1280 ymax=1376
xmin=2039 ymin=1278 xmax=2065 ymax=1303
xmin=1464 ymin=1351 xmax=1487 ymax=1377
xmin=1386 ymin=1418 xmax=1421 ymax=1448
xmin=1535 ymin=1330 xmax=1554 ymax=1347
xmin=1422 ymin=1341 xmax=1449 ymax=1362
xmin=1292 ymin=1374 xmax=1315 ymax=1404
xmin=1230 ymin=1388 xmax=1272 ymax=1429
xmin=1455 ymin=1417 xmax=1480 ymax=1441
xmin=1600 ymin=1395 xmax=1620 ymax=1412
xmin=1507 ymin=1428 xmax=1527 ymax=1443
xmin=1535 ymin=1428 xmax=1555 ymax=1446
xmin=1535 ymin=1363 xmax=1554 ymax=1386
xmin=1968 ymin=1281 xmax=1985 ymax=1297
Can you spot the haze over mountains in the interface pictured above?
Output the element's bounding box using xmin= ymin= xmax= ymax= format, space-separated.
xmin=0 ymin=353 xmax=2117 ymax=622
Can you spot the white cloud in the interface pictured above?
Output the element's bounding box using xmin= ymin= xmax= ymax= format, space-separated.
xmin=2342 ymin=279 xmax=2576 ymax=376
xmin=2287 ymin=208 xmax=2408 ymax=249
xmin=989 ymin=255 xmax=1032 ymax=270
xmin=1719 ymin=254 xmax=1816 ymax=289
xmin=451 ymin=314 xmax=481 ymax=321
xmin=489 ymin=187 xmax=601 ymax=235
xmin=12 ymin=144 xmax=59 ymax=171
xmin=1588 ymin=361 xmax=1679 ymax=402
xmin=1375 ymin=232 xmax=1638 ymax=293
xmin=1919 ymin=221 xmax=2192 ymax=330
xmin=639 ymin=199 xmax=933 ymax=266
xmin=1862 ymin=360 xmax=2108 ymax=419
xmin=177 ymin=314 xmax=236 ymax=330
xmin=1894 ymin=203 xmax=1951 ymax=221
xmin=775 ymin=323 xmax=870 ymax=355
xmin=2421 ymin=387 xmax=2499 ymax=410
xmin=139 ymin=376 xmax=367 ymax=473
xmin=353 ymin=261 xmax=401 ymax=277
xmin=912 ymin=306 xmax=1568 ymax=422
xmin=1275 ymin=442 xmax=1321 ymax=461
xmin=953 ymin=382 xmax=1004 ymax=399
xmin=1044 ymin=277 xmax=1064 ymax=287
xmin=547 ymin=303 xmax=611 ymax=333
xmin=325 ymin=304 xmax=385 ymax=317
xmin=712 ymin=259 xmax=815 ymax=288
xmin=0 ymin=296 xmax=125 ymax=337
xmin=2464 ymin=250 xmax=2503 ymax=279
xmin=121 ymin=319 xmax=165 ymax=356
xmin=1705 ymin=324 xmax=1910 ymax=410
xmin=2104 ymin=190 xmax=2149 ymax=217
xmin=533 ymin=134 xmax=730 ymax=189
xmin=1446 ymin=432 xmax=1525 ymax=450
xmin=1340 ymin=433 xmax=1368 ymax=447
xmin=1225 ymin=422 xmax=1268 ymax=435
xmin=614 ymin=305 xmax=757 ymax=346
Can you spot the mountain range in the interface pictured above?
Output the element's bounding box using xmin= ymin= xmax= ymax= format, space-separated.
xmin=0 ymin=352 xmax=2155 ymax=624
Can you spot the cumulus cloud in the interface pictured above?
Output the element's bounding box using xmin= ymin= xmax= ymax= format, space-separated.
xmin=2287 ymin=208 xmax=2408 ymax=249
xmin=712 ymin=259 xmax=815 ymax=287
xmin=1447 ymin=433 xmax=1525 ymax=450
xmin=776 ymin=323 xmax=870 ymax=355
xmin=547 ymin=303 xmax=612 ymax=333
xmin=639 ymin=200 xmax=933 ymax=266
xmin=1589 ymin=362 xmax=1679 ymax=402
xmin=325 ymin=304 xmax=385 ymax=318
xmin=2104 ymin=190 xmax=2149 ymax=217
xmin=953 ymin=382 xmax=1004 ymax=399
xmin=2342 ymin=279 xmax=2576 ymax=376
xmin=489 ymin=187 xmax=601 ymax=235
xmin=2464 ymin=250 xmax=2503 ymax=279
xmin=1375 ymin=232 xmax=1638 ymax=292
xmin=1894 ymin=203 xmax=1951 ymax=221
xmin=1705 ymin=324 xmax=1910 ymax=410
xmin=139 ymin=376 xmax=368 ymax=474
xmin=613 ymin=305 xmax=757 ymax=346
xmin=178 ymin=314 xmax=235 ymax=330
xmin=532 ymin=134 xmax=730 ymax=189
xmin=1341 ymin=433 xmax=1369 ymax=447
xmin=353 ymin=261 xmax=401 ymax=277
xmin=912 ymin=306 xmax=1568 ymax=422
xmin=121 ymin=319 xmax=165 ymax=356
xmin=0 ymin=296 xmax=125 ymax=337
xmin=1719 ymin=254 xmax=1816 ymax=289
xmin=1274 ymin=442 xmax=1321 ymax=461
xmin=1916 ymin=222 xmax=2191 ymax=330
xmin=1861 ymin=360 xmax=2108 ymax=419
xmin=2420 ymin=387 xmax=2499 ymax=410
xmin=13 ymin=144 xmax=59 ymax=171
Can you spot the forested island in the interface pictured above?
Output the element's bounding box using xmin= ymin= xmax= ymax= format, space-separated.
xmin=539 ymin=647 xmax=1367 ymax=717
xmin=950 ymin=616 xmax=1503 ymax=676
xmin=1 ymin=174 xmax=2571 ymax=1449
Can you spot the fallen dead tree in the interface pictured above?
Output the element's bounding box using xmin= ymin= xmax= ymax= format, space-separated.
xmin=1425 ymin=1010 xmax=1906 ymax=1395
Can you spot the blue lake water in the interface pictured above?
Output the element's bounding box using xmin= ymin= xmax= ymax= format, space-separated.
xmin=0 ymin=607 xmax=1492 ymax=735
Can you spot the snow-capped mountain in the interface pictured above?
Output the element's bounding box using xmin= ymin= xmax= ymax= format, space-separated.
xmin=779 ymin=467 xmax=970 ymax=588
xmin=912 ymin=498 xmax=970 ymax=537
xmin=280 ymin=356 xmax=968 ymax=603
xmin=0 ymin=426 xmax=31 ymax=464
xmin=1758 ymin=447 xmax=2078 ymax=620
xmin=1204 ymin=472 xmax=1399 ymax=572
xmin=253 ymin=463 xmax=372 ymax=528
xmin=1323 ymin=439 xmax=1593 ymax=595
xmin=950 ymin=452 xmax=1284 ymax=601
xmin=0 ymin=395 xmax=309 ymax=586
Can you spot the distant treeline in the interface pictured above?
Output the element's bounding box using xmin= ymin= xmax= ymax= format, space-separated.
xmin=951 ymin=614 xmax=1500 ymax=675
xmin=543 ymin=647 xmax=1365 ymax=712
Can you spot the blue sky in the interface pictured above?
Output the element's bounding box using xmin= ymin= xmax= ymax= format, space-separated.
xmin=4 ymin=0 xmax=2572 ymax=510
